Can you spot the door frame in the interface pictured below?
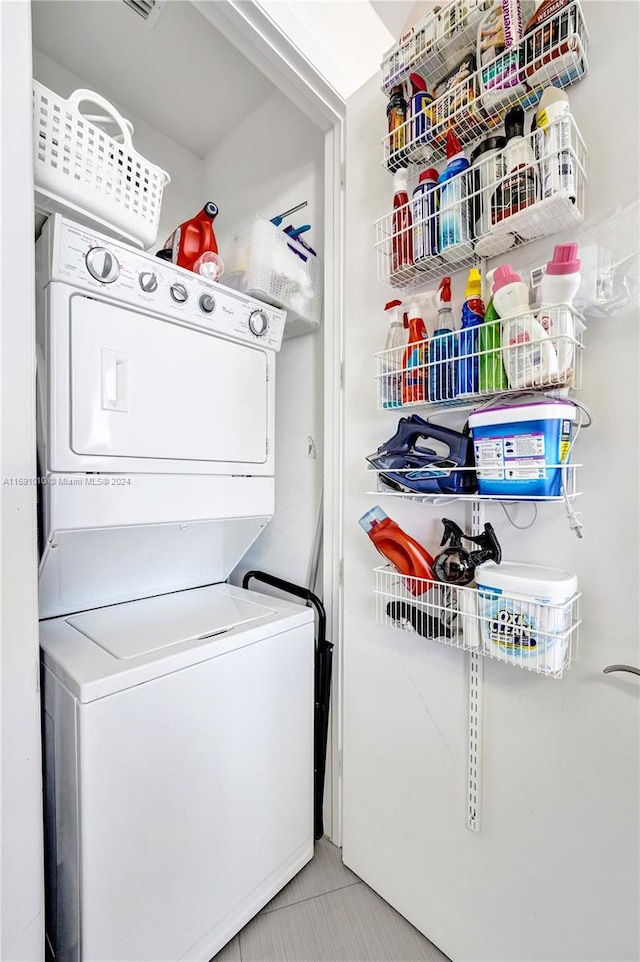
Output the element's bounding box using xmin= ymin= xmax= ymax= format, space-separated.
xmin=0 ymin=1 xmax=44 ymax=958
xmin=193 ymin=0 xmax=347 ymax=844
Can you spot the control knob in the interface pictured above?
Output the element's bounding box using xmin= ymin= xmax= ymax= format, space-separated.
xmin=85 ymin=247 xmax=119 ymax=283
xmin=170 ymin=282 xmax=188 ymax=304
xmin=248 ymin=309 xmax=269 ymax=337
xmin=199 ymin=293 xmax=216 ymax=315
xmin=138 ymin=271 xmax=158 ymax=293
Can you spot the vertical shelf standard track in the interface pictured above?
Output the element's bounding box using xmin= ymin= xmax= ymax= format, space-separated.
xmin=467 ymin=499 xmax=484 ymax=832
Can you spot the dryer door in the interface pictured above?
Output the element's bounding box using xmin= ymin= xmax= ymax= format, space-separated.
xmin=67 ymin=294 xmax=269 ymax=467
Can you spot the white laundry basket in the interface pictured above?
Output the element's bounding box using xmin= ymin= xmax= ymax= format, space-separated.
xmin=33 ymin=82 xmax=170 ymax=249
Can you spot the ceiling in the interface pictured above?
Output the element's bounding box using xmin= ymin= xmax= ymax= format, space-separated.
xmin=31 ymin=0 xmax=429 ymax=153
xmin=31 ymin=1 xmax=275 ymax=158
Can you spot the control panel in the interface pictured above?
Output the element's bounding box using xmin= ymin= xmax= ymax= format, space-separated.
xmin=45 ymin=218 xmax=286 ymax=351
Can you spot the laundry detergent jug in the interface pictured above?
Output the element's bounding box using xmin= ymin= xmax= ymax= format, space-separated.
xmin=164 ymin=202 xmax=219 ymax=272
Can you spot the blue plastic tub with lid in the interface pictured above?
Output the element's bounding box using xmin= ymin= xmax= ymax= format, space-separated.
xmin=468 ymin=400 xmax=576 ymax=498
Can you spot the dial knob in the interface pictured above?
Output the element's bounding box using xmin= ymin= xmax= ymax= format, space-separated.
xmin=199 ymin=293 xmax=216 ymax=315
xmin=86 ymin=247 xmax=119 ymax=283
xmin=249 ymin=309 xmax=269 ymax=337
xmin=170 ymin=282 xmax=188 ymax=304
xmin=139 ymin=271 xmax=158 ymax=293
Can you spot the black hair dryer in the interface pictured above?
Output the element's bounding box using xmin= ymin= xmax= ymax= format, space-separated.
xmin=434 ymin=519 xmax=502 ymax=586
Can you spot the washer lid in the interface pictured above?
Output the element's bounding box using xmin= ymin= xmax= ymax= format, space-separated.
xmin=66 ymin=589 xmax=275 ymax=659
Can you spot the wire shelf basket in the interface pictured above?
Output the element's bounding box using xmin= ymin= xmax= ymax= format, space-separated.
xmin=374 ymin=564 xmax=580 ymax=678
xmin=375 ymin=306 xmax=585 ymax=412
xmin=381 ymin=1 xmax=588 ymax=170
xmin=366 ymin=464 xmax=581 ymax=504
xmin=376 ymin=115 xmax=586 ymax=292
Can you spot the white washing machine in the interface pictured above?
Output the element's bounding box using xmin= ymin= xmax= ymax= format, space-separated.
xmin=37 ymin=216 xmax=315 ymax=961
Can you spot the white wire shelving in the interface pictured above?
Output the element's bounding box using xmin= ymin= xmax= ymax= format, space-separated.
xmin=376 ymin=116 xmax=586 ymax=292
xmin=374 ymin=564 xmax=580 ymax=678
xmin=381 ymin=0 xmax=589 ymax=171
xmin=366 ymin=465 xmax=581 ymax=504
xmin=374 ymin=306 xmax=585 ymax=412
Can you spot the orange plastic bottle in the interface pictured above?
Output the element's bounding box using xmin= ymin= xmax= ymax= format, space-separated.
xmin=164 ymin=202 xmax=219 ymax=272
xmin=359 ymin=506 xmax=435 ymax=594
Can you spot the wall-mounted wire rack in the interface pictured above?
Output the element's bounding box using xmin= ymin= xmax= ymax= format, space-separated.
xmin=374 ymin=306 xmax=585 ymax=412
xmin=366 ymin=464 xmax=581 ymax=504
xmin=381 ymin=1 xmax=588 ymax=172
xmin=374 ymin=564 xmax=580 ymax=678
xmin=376 ymin=115 xmax=586 ymax=292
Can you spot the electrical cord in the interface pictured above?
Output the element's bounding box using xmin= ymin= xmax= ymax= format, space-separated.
xmin=499 ymin=501 xmax=538 ymax=529
xmin=561 ymin=398 xmax=592 ymax=539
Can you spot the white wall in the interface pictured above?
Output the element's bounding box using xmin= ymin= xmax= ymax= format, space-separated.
xmin=1 ymin=3 xmax=44 ymax=958
xmin=204 ymin=89 xmax=326 ymax=591
xmin=31 ymin=49 xmax=205 ymax=251
xmin=341 ymin=4 xmax=639 ymax=960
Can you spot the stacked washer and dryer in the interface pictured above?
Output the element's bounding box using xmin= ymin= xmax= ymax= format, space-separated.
xmin=37 ymin=215 xmax=315 ymax=961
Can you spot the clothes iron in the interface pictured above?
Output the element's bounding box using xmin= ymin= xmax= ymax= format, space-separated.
xmin=367 ymin=415 xmax=477 ymax=495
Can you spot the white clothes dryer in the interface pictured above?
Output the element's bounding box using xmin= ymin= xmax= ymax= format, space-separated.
xmin=36 ymin=217 xmax=316 ymax=961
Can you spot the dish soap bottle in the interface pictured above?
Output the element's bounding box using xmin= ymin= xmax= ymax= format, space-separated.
xmin=456 ymin=267 xmax=484 ymax=397
xmin=381 ymin=299 xmax=406 ymax=408
xmin=387 ymin=85 xmax=408 ymax=170
xmin=429 ymin=276 xmax=456 ymax=402
xmin=438 ymin=131 xmax=471 ymax=259
xmin=358 ymin=505 xmax=436 ymax=594
xmin=492 ymin=263 xmax=559 ymax=389
xmin=479 ymin=268 xmax=508 ymax=393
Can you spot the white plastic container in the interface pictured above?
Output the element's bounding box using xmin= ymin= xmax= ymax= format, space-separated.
xmin=475 ymin=561 xmax=578 ymax=673
xmin=492 ymin=264 xmax=558 ymax=388
xmin=536 ymin=87 xmax=576 ymax=202
xmin=32 ymin=82 xmax=170 ymax=250
xmin=538 ymin=243 xmax=582 ymax=379
xmin=225 ymin=218 xmax=322 ymax=338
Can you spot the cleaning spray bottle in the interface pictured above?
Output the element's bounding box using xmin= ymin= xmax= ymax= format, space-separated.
xmin=392 ymin=169 xmax=413 ymax=273
xmin=358 ymin=505 xmax=436 ymax=595
xmin=538 ymin=244 xmax=583 ymax=381
xmin=429 ymin=276 xmax=455 ymax=402
xmin=456 ymin=267 xmax=485 ymax=396
xmin=493 ymin=263 xmax=559 ymax=389
xmin=438 ymin=131 xmax=471 ymax=258
xmin=479 ymin=268 xmax=508 ymax=392
xmin=401 ymin=296 xmax=428 ymax=404
xmin=408 ymin=73 xmax=433 ymax=146
xmin=381 ymin=299 xmax=406 ymax=408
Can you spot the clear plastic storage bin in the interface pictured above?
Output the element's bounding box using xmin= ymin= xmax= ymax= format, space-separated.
xmin=225 ymin=218 xmax=322 ymax=338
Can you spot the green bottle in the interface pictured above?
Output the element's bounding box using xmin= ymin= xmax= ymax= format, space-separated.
xmin=479 ymin=296 xmax=508 ymax=393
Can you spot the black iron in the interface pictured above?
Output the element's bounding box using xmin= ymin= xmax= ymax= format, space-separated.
xmin=242 ymin=570 xmax=333 ymax=841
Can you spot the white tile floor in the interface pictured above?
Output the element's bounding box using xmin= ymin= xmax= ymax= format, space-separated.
xmin=212 ymin=837 xmax=450 ymax=962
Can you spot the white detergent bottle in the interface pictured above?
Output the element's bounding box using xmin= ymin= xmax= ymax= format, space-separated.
xmin=492 ymin=263 xmax=559 ymax=389
xmin=539 ymin=244 xmax=584 ymax=382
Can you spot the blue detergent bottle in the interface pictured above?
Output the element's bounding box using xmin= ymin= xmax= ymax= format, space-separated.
xmin=429 ymin=276 xmax=455 ymax=402
xmin=456 ymin=267 xmax=485 ymax=397
xmin=438 ymin=131 xmax=471 ymax=259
